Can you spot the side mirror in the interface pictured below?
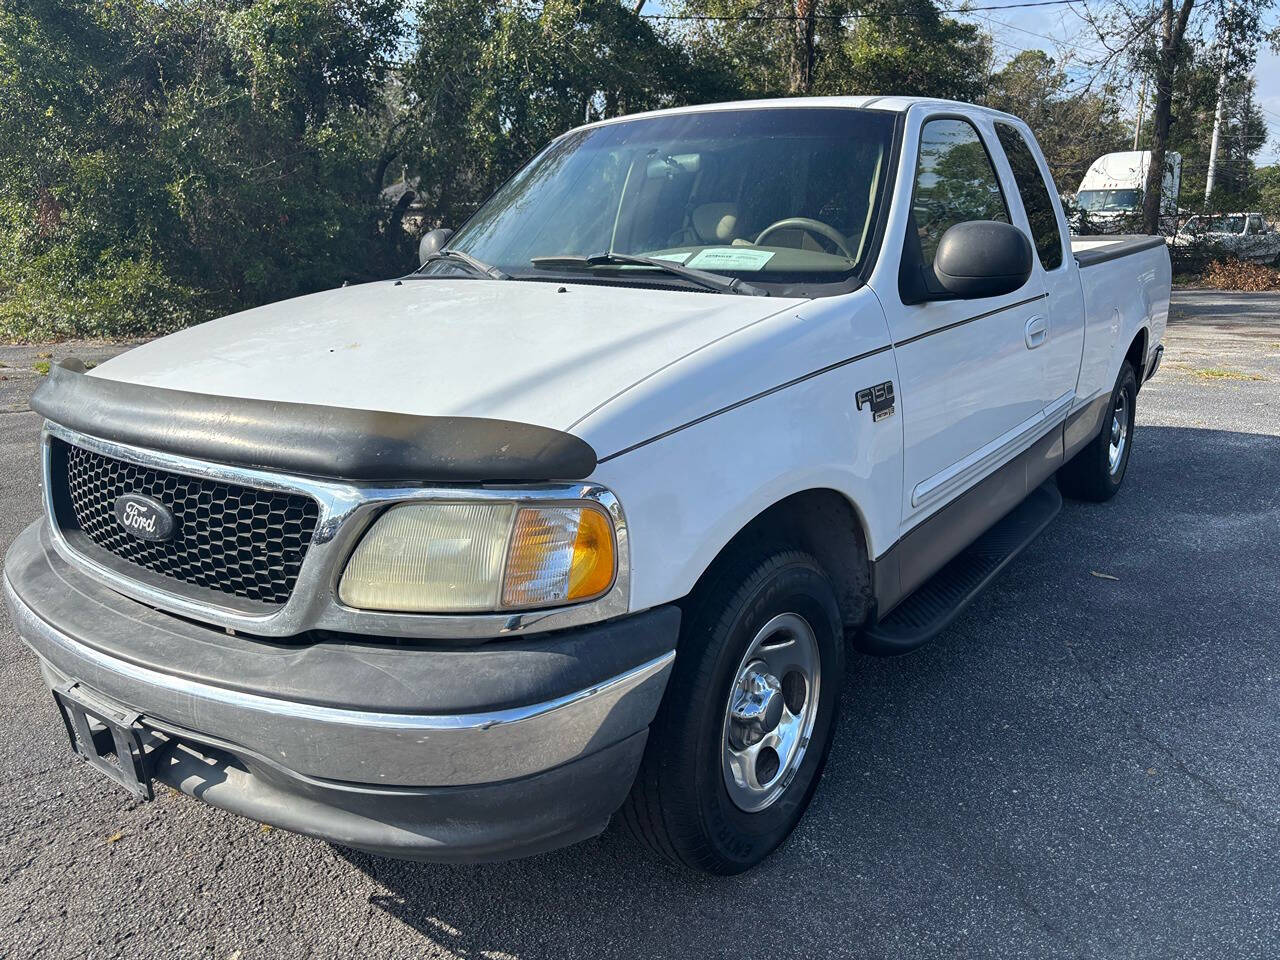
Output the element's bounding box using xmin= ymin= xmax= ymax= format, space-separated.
xmin=933 ymin=220 xmax=1033 ymax=299
xmin=418 ymin=227 xmax=454 ymax=267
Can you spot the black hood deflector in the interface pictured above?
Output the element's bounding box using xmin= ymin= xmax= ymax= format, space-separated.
xmin=32 ymin=359 xmax=598 ymax=483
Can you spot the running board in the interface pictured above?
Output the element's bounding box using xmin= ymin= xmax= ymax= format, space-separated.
xmin=862 ymin=481 xmax=1063 ymax=655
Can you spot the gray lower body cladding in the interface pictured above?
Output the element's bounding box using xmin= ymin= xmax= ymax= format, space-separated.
xmin=4 ymin=520 xmax=679 ymax=861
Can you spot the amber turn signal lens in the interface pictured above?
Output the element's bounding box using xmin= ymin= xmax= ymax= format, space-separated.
xmin=567 ymin=506 xmax=615 ymax=600
xmin=501 ymin=505 xmax=616 ymax=608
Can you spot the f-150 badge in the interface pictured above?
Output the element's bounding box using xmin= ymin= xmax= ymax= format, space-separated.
xmin=856 ymin=381 xmax=895 ymax=422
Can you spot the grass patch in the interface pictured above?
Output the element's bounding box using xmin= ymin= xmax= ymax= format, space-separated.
xmin=32 ymin=360 xmax=50 ymax=375
xmin=1189 ymin=366 xmax=1266 ymax=381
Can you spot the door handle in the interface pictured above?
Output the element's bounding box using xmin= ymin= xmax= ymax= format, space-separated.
xmin=1025 ymin=315 xmax=1048 ymax=349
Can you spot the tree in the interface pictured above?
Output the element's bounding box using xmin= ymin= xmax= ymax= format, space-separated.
xmin=1257 ymin=165 xmax=1280 ymax=218
xmin=984 ymin=50 xmax=1130 ymax=195
xmin=1081 ymin=0 xmax=1273 ymax=233
xmin=670 ymin=0 xmax=990 ymax=101
xmin=1142 ymin=0 xmax=1196 ymax=231
xmin=0 ymin=0 xmax=407 ymax=340
xmin=396 ymin=0 xmax=725 ymax=230
xmin=1143 ymin=54 xmax=1270 ymax=209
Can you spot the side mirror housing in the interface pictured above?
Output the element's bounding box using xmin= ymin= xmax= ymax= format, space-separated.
xmin=418 ymin=227 xmax=454 ymax=267
xmin=933 ymin=220 xmax=1033 ymax=300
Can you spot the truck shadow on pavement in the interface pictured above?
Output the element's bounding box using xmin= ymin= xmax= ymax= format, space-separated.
xmin=327 ymin=425 xmax=1280 ymax=959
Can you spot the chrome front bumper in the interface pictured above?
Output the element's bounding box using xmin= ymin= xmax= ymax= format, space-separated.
xmin=11 ymin=586 xmax=672 ymax=785
xmin=4 ymin=520 xmax=679 ymax=859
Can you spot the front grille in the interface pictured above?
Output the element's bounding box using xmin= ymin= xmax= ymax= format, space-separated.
xmin=50 ymin=439 xmax=320 ymax=606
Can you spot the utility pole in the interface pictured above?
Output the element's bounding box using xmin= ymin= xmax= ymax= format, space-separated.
xmin=1133 ymin=74 xmax=1148 ymax=150
xmin=1205 ymin=10 xmax=1233 ymax=205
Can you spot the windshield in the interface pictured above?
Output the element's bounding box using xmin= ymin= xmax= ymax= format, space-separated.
xmin=1077 ymin=189 xmax=1141 ymax=213
xmin=1187 ymin=215 xmax=1245 ymax=234
xmin=437 ymin=107 xmax=897 ymax=295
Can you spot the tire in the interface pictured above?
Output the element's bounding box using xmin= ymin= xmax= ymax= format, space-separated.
xmin=619 ymin=546 xmax=845 ymax=874
xmin=1059 ymin=362 xmax=1138 ymax=502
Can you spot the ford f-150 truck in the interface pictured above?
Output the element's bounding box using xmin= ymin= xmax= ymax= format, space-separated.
xmin=5 ymin=97 xmax=1169 ymax=875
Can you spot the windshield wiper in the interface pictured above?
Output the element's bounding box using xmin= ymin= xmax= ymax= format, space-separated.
xmin=530 ymin=252 xmax=767 ymax=296
xmin=418 ymin=249 xmax=511 ymax=280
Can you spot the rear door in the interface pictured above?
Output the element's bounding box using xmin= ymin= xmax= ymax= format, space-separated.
xmin=887 ymin=113 xmax=1048 ymax=531
xmin=991 ymin=120 xmax=1084 ymax=417
xmin=1245 ymin=214 xmax=1280 ymax=262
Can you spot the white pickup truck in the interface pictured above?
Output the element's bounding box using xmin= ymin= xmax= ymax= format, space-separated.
xmin=1169 ymin=212 xmax=1280 ymax=264
xmin=6 ymin=97 xmax=1169 ymax=875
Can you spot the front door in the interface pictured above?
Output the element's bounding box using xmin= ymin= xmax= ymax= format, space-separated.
xmin=888 ymin=115 xmax=1048 ymax=533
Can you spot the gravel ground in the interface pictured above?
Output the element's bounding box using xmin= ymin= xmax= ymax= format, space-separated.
xmin=1 ymin=291 xmax=1278 ymax=959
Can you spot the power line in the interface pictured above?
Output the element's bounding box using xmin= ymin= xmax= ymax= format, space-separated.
xmin=974 ymin=12 xmax=1107 ymax=58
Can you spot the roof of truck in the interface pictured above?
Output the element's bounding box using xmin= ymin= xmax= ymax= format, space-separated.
xmin=571 ymin=96 xmax=1024 ymax=134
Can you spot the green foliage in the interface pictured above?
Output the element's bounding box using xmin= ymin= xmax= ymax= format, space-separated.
xmin=0 ymin=0 xmax=407 ymax=340
xmin=1123 ymin=46 xmax=1270 ymax=215
xmin=8 ymin=0 xmax=1257 ymax=342
xmin=396 ymin=0 xmax=724 ymax=230
xmin=820 ymin=0 xmax=990 ymax=102
xmin=671 ymin=0 xmax=990 ymax=100
xmin=1163 ymin=58 xmax=1269 ymax=211
xmin=983 ymin=50 xmax=1129 ymax=196
xmin=1256 ymin=165 xmax=1280 ymax=218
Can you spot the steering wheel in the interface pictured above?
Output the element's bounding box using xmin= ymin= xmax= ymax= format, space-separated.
xmin=755 ymin=217 xmax=855 ymax=259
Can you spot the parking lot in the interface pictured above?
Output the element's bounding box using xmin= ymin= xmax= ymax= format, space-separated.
xmin=1 ymin=289 xmax=1277 ymax=960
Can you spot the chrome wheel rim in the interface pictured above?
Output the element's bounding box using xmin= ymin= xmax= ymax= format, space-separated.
xmin=1108 ymin=390 xmax=1129 ymax=475
xmin=721 ymin=612 xmax=821 ymax=813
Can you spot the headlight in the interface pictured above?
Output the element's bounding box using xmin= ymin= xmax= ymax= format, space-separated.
xmin=337 ymin=501 xmax=617 ymax=613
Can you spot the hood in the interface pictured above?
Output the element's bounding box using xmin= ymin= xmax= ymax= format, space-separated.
xmin=91 ymin=279 xmax=804 ymax=435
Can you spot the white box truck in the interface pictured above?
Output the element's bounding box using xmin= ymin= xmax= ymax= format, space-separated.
xmin=1076 ymin=150 xmax=1182 ymax=233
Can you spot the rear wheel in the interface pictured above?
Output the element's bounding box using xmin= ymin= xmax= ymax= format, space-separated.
xmin=619 ymin=547 xmax=845 ymax=874
xmin=1059 ymin=362 xmax=1138 ymax=502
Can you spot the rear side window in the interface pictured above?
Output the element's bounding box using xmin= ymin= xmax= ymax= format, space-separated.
xmin=994 ymin=123 xmax=1064 ymax=271
xmin=910 ymin=118 xmax=1009 ymax=267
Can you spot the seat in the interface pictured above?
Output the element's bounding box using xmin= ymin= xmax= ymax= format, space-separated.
xmin=689 ymin=202 xmax=740 ymax=244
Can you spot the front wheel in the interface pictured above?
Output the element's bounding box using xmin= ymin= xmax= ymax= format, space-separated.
xmin=1059 ymin=362 xmax=1138 ymax=502
xmin=619 ymin=547 xmax=845 ymax=874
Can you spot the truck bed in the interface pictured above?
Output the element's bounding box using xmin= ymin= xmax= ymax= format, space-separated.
xmin=1070 ymin=233 xmax=1171 ymax=405
xmin=1071 ymin=234 xmax=1167 ymax=268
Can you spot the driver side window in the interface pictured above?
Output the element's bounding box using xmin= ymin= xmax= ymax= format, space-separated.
xmin=911 ymin=119 xmax=1010 ymax=267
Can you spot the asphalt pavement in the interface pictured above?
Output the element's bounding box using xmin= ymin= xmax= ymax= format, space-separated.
xmin=1 ymin=290 xmax=1278 ymax=959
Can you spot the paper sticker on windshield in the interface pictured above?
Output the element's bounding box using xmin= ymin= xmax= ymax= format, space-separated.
xmin=686 ymin=248 xmax=775 ymax=271
xmin=649 ymin=251 xmax=692 ymax=264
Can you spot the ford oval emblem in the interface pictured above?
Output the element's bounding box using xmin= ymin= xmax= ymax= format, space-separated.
xmin=113 ymin=493 xmax=176 ymax=542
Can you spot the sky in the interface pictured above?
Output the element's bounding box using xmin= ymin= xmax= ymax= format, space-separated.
xmin=1257 ymin=46 xmax=1280 ymax=165
xmin=950 ymin=2 xmax=1280 ymax=168
xmin=643 ymin=1 xmax=1280 ymax=167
